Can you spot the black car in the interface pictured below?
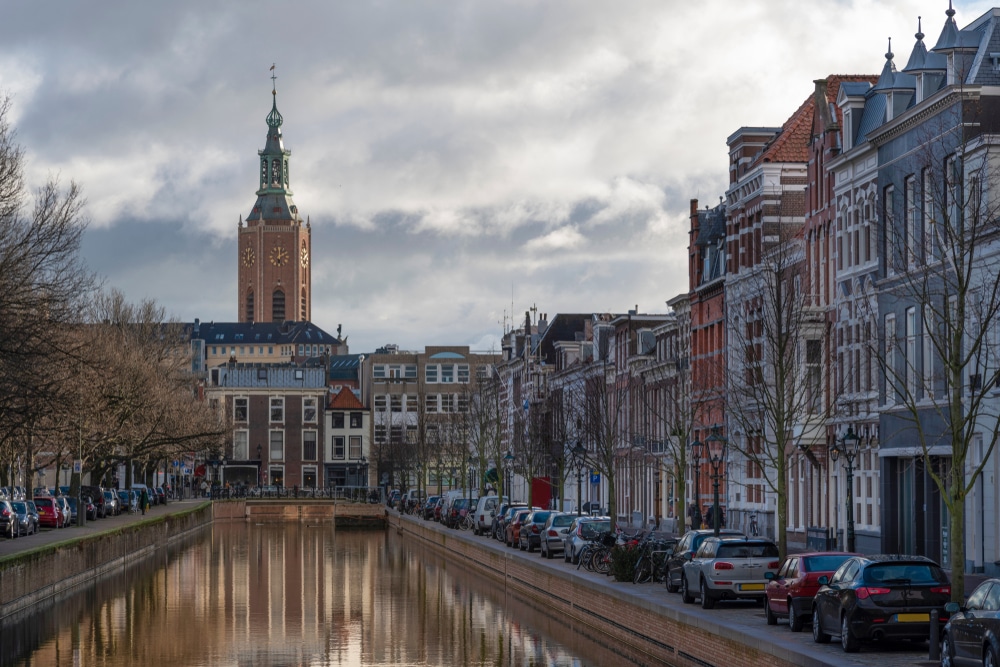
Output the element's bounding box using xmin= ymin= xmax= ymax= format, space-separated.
xmin=811 ymin=554 xmax=951 ymax=653
xmin=517 ymin=510 xmax=552 ymax=552
xmin=81 ymin=485 xmax=107 ymax=518
xmin=0 ymin=500 xmax=16 ymax=538
xmin=664 ymin=528 xmax=745 ymax=593
xmin=942 ymin=577 xmax=1000 ymax=667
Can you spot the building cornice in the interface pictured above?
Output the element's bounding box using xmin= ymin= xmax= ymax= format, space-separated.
xmin=867 ymin=86 xmax=979 ymax=147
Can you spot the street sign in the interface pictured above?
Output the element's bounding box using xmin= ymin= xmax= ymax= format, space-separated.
xmin=73 ymin=460 xmax=82 ymax=474
xmin=590 ymin=472 xmax=600 ymax=485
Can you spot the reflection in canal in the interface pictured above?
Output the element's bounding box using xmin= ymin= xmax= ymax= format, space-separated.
xmin=2 ymin=523 xmax=645 ymax=666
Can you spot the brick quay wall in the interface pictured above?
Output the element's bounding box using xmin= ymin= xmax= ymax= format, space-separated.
xmin=0 ymin=502 xmax=213 ymax=621
xmin=391 ymin=512 xmax=852 ymax=667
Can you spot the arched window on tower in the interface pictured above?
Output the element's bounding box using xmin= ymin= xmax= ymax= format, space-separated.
xmin=246 ymin=290 xmax=255 ymax=322
xmin=272 ymin=289 xmax=285 ymax=321
xmin=301 ymin=288 xmax=307 ymax=320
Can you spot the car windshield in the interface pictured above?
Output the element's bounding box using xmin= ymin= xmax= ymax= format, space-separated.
xmin=580 ymin=520 xmax=611 ymax=537
xmin=552 ymin=515 xmax=575 ymax=527
xmin=804 ymin=555 xmax=853 ymax=572
xmin=532 ymin=512 xmax=551 ymax=524
xmin=11 ymin=502 xmax=25 ymax=512
xmin=717 ymin=542 xmax=779 ymax=559
xmin=863 ymin=563 xmax=948 ymax=585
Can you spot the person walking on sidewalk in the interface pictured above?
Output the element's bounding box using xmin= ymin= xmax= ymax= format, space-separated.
xmin=140 ymin=488 xmax=149 ymax=516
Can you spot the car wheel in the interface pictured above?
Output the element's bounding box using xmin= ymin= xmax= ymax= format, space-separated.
xmin=572 ymin=552 xmax=579 ymax=565
xmin=765 ymin=598 xmax=777 ymax=625
xmin=665 ymin=570 xmax=678 ymax=593
xmin=789 ymin=605 xmax=805 ymax=633
xmin=939 ymin=632 xmax=954 ymax=667
xmin=985 ymin=644 xmax=998 ymax=667
xmin=840 ymin=614 xmax=859 ymax=653
xmin=812 ymin=607 xmax=830 ymax=644
xmin=680 ymin=575 xmax=694 ymax=604
xmin=700 ymin=579 xmax=716 ymax=610
xmin=546 ymin=547 xmax=553 ymax=559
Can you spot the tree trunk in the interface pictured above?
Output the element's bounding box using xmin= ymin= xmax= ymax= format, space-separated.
xmin=950 ymin=457 xmax=966 ymax=603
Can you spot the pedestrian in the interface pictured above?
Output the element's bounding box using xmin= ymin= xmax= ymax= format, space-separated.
xmin=705 ymin=504 xmax=715 ymax=529
xmin=687 ymin=502 xmax=701 ymax=530
xmin=140 ymin=488 xmax=148 ymax=516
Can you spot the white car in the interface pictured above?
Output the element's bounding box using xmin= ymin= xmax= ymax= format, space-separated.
xmin=680 ymin=536 xmax=780 ymax=609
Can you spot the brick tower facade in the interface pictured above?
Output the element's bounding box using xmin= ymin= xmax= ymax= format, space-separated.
xmin=237 ymin=81 xmax=311 ymax=323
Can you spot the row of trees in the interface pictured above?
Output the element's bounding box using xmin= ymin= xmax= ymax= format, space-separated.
xmin=0 ymin=97 xmax=224 ymax=493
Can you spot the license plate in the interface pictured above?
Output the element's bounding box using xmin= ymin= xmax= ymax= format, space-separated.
xmin=895 ymin=613 xmax=930 ymax=623
xmin=739 ymin=583 xmax=765 ymax=591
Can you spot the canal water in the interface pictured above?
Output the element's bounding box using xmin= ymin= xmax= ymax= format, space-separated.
xmin=1 ymin=523 xmax=647 ymax=666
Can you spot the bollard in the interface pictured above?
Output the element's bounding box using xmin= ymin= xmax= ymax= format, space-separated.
xmin=929 ymin=609 xmax=940 ymax=661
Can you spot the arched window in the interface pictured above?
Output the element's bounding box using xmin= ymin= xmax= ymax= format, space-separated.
xmin=301 ymin=288 xmax=307 ymax=320
xmin=246 ymin=290 xmax=255 ymax=322
xmin=272 ymin=289 xmax=285 ymax=321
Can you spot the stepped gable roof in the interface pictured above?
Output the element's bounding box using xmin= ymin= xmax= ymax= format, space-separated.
xmin=329 ymin=387 xmax=364 ymax=410
xmin=187 ymin=319 xmax=342 ymax=346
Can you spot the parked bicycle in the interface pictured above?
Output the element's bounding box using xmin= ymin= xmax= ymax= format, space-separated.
xmin=632 ymin=534 xmax=676 ymax=584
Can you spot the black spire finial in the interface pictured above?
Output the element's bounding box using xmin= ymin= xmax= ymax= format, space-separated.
xmin=946 ymin=0 xmax=955 ymax=19
xmin=270 ymin=63 xmax=277 ymax=95
xmin=886 ymin=37 xmax=893 ymax=61
xmin=916 ymin=16 xmax=924 ymax=41
xmin=266 ymin=64 xmax=283 ymax=129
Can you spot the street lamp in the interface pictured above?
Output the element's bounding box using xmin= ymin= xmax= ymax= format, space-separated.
xmin=467 ymin=455 xmax=475 ymax=502
xmin=570 ymin=441 xmax=587 ymax=516
xmin=690 ymin=438 xmax=703 ymax=529
xmin=831 ymin=425 xmax=861 ymax=552
xmin=503 ymin=450 xmax=515 ymax=500
xmin=706 ymin=425 xmax=729 ymax=537
xmin=257 ymin=444 xmax=262 ymax=487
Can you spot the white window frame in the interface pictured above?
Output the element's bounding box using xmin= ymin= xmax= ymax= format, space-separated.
xmin=270 ymin=430 xmax=284 ymax=461
xmin=333 ymin=436 xmax=346 ymax=460
xmin=303 ymin=396 xmax=317 ymax=424
xmin=270 ymin=397 xmax=284 ymax=423
xmin=425 ymin=364 xmax=439 ymax=383
xmin=233 ymin=430 xmax=249 ymax=460
xmin=302 ymin=430 xmax=317 ymax=462
xmin=234 ymin=396 xmax=248 ymax=422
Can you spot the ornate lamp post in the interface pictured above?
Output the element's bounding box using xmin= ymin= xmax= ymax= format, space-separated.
xmin=503 ymin=450 xmax=515 ymax=500
xmin=706 ymin=425 xmax=729 ymax=537
xmin=831 ymin=426 xmax=861 ymax=552
xmin=570 ymin=441 xmax=587 ymax=516
xmin=467 ymin=455 xmax=475 ymax=501
xmin=690 ymin=438 xmax=703 ymax=529
xmin=256 ymin=444 xmax=264 ymax=487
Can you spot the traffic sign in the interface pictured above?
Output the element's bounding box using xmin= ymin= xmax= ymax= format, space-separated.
xmin=73 ymin=460 xmax=82 ymax=474
xmin=590 ymin=472 xmax=600 ymax=485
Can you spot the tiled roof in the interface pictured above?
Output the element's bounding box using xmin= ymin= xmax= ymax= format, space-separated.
xmin=329 ymin=388 xmax=364 ymax=410
xmin=187 ymin=319 xmax=342 ymax=346
xmin=759 ymin=94 xmax=814 ymax=163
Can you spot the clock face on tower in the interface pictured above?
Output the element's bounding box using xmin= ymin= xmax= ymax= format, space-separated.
xmin=242 ymin=247 xmax=255 ymax=267
xmin=270 ymin=245 xmax=289 ymax=266
xmin=300 ymin=246 xmax=309 ymax=268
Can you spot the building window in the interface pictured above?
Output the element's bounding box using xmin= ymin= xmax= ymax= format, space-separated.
xmin=425 ymin=394 xmax=438 ymax=413
xmin=905 ymin=175 xmax=917 ymax=266
xmin=300 ymin=288 xmax=307 ymax=321
xmin=404 ymin=364 xmax=417 ymax=379
xmin=441 ymin=364 xmax=455 ymax=383
xmin=333 ymin=436 xmax=345 ymax=459
xmin=390 ymin=395 xmax=402 ymax=412
xmin=885 ymin=313 xmax=896 ymax=406
xmin=441 ymin=394 xmax=456 ymax=413
xmin=272 ymin=289 xmax=285 ymax=321
xmin=922 ymin=168 xmax=934 ymax=261
xmin=457 ymin=364 xmax=470 ymax=383
xmin=374 ymin=395 xmax=386 ymax=412
xmin=270 ymin=397 xmax=284 ymax=423
xmin=805 ymin=339 xmax=821 ymax=413
xmin=457 ymin=394 xmax=469 ymax=413
xmin=349 ymin=436 xmax=362 ymax=460
xmin=425 ymin=365 xmax=438 ymax=383
xmin=234 ymin=397 xmax=248 ymax=422
xmin=373 ymin=364 xmax=387 ymax=379
xmin=303 ymin=397 xmax=317 ymax=423
xmin=350 ymin=412 xmax=362 ymax=428
xmin=906 ymin=307 xmax=916 ymax=397
xmin=303 ymin=431 xmax=317 ymax=461
xmin=923 ymin=306 xmax=934 ymax=398
xmin=884 ymin=185 xmax=896 ymax=275
xmin=246 ymin=291 xmax=255 ymax=322
xmin=374 ymin=425 xmax=386 ymax=444
xmin=332 ymin=412 xmax=345 ymax=428
xmin=233 ymin=430 xmax=249 ymax=460
xmin=270 ymin=430 xmax=284 ymax=461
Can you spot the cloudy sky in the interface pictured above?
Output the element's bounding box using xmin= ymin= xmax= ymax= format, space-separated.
xmin=0 ymin=0 xmax=991 ymax=353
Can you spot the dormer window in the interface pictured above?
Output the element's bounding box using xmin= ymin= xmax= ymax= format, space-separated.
xmin=991 ymin=53 xmax=1000 ymax=70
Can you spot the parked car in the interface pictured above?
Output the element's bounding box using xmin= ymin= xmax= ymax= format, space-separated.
xmin=472 ymin=495 xmax=507 ymax=536
xmin=444 ymin=498 xmax=473 ymax=528
xmin=55 ymin=496 xmax=72 ymax=527
xmin=493 ymin=503 xmax=527 ymax=540
xmin=81 ymin=485 xmax=107 ymax=518
xmin=506 ymin=508 xmax=533 ymax=547
xmin=518 ymin=510 xmax=553 ymax=552
xmin=811 ymin=554 xmax=951 ymax=653
xmin=665 ymin=528 xmax=745 ymax=593
xmin=66 ymin=497 xmax=80 ymax=524
xmin=421 ymin=495 xmax=441 ymax=520
xmin=117 ymin=489 xmax=136 ymax=513
xmin=103 ymin=490 xmax=120 ymax=516
xmin=942 ymin=577 xmax=1000 ymax=667
xmin=11 ymin=500 xmax=38 ymax=536
xmin=154 ymin=487 xmax=167 ymax=505
xmin=0 ymin=500 xmax=16 ymax=538
xmin=540 ymin=512 xmax=576 ymax=559
xmin=386 ymin=489 xmax=401 ymax=508
xmin=432 ymin=496 xmax=447 ymax=522
xmin=33 ymin=496 xmax=62 ymax=529
xmin=562 ymin=516 xmax=612 ymax=564
xmin=764 ymin=551 xmax=858 ymax=631
xmin=680 ymin=536 xmax=780 ymax=609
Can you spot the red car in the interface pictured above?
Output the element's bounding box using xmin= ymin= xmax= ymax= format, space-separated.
xmin=33 ymin=496 xmax=63 ymax=529
xmin=764 ymin=551 xmax=858 ymax=631
xmin=506 ymin=508 xmax=533 ymax=548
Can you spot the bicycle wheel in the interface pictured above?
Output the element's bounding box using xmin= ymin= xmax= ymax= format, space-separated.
xmin=594 ymin=548 xmax=611 ymax=574
xmin=633 ymin=557 xmax=652 ymax=584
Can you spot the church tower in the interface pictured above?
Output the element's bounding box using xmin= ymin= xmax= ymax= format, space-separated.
xmin=237 ymin=77 xmax=311 ymax=323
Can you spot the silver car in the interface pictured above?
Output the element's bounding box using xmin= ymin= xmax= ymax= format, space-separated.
xmin=680 ymin=536 xmax=780 ymax=609
xmin=539 ymin=512 xmax=575 ymax=559
xmin=562 ymin=517 xmax=612 ymax=564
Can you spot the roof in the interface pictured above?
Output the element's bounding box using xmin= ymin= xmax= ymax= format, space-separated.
xmin=187 ymin=319 xmax=342 ymax=347
xmin=328 ymin=354 xmax=364 ymax=381
xmin=329 ymin=388 xmax=364 ymax=410
xmin=757 ymin=94 xmax=814 ymax=163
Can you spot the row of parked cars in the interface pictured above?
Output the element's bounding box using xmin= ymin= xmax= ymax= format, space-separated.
xmin=411 ymin=496 xmax=981 ymax=661
xmin=0 ymin=483 xmax=170 ymax=540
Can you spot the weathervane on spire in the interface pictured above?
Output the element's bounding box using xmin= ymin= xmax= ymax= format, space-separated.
xmin=270 ymin=63 xmax=277 ymax=94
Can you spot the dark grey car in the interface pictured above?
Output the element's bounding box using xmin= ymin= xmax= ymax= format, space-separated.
xmin=539 ymin=512 xmax=576 ymax=559
xmin=11 ymin=500 xmax=38 ymax=536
